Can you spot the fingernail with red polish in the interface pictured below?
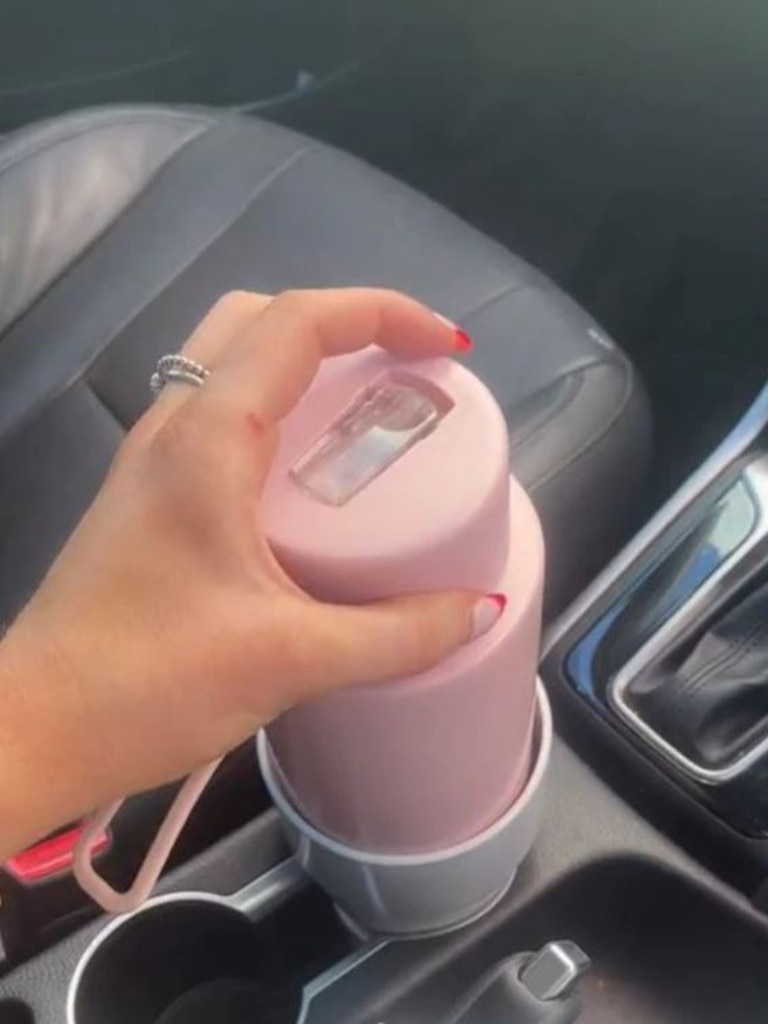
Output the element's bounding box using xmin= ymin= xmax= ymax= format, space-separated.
xmin=433 ymin=312 xmax=474 ymax=353
xmin=470 ymin=593 xmax=507 ymax=641
xmin=454 ymin=327 xmax=473 ymax=353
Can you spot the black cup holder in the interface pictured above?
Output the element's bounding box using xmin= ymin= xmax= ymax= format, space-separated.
xmin=0 ymin=1001 xmax=33 ymax=1024
xmin=72 ymin=888 xmax=354 ymax=1024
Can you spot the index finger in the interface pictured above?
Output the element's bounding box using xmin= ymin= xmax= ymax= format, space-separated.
xmin=199 ymin=288 xmax=468 ymax=428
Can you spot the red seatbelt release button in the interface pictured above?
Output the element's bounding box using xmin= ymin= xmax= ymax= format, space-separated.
xmin=5 ymin=825 xmax=110 ymax=884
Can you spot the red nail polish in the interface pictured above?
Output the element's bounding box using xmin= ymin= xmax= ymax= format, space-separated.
xmin=470 ymin=592 xmax=508 ymax=640
xmin=454 ymin=328 xmax=474 ymax=353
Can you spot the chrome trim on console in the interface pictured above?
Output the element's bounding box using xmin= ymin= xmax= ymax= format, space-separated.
xmin=546 ymin=381 xmax=768 ymax=654
xmin=230 ymin=856 xmax=307 ymax=913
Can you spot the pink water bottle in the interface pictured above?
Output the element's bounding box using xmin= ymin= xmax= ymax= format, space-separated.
xmin=258 ymin=348 xmax=551 ymax=934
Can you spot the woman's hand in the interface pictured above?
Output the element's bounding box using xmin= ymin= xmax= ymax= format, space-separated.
xmin=0 ymin=288 xmax=497 ymax=856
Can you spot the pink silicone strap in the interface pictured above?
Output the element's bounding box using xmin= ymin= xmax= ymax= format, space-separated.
xmin=73 ymin=757 xmax=222 ymax=915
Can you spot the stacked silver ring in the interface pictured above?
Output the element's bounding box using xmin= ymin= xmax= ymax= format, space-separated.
xmin=150 ymin=354 xmax=211 ymax=396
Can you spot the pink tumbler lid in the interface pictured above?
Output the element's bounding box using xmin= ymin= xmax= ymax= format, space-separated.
xmin=261 ymin=350 xmax=510 ymax=602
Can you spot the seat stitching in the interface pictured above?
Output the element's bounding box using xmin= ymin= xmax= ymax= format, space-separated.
xmin=76 ymin=143 xmax=317 ymax=396
xmin=526 ymin=355 xmax=636 ymax=493
xmin=0 ymin=110 xmax=214 ymax=179
xmin=455 ymin=280 xmax=528 ymax=324
xmin=0 ymin=142 xmax=318 ymax=455
xmin=0 ymin=116 xmax=221 ymax=339
xmin=450 ymin=280 xmax=636 ymax=481
xmin=507 ymin=371 xmax=586 ymax=457
xmin=92 ymin=142 xmax=316 ymax=349
xmin=87 ymin=380 xmax=129 ymax=432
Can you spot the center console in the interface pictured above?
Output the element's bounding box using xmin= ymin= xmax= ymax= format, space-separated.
xmin=544 ymin=380 xmax=768 ymax=889
xmin=3 ymin=390 xmax=768 ymax=1021
xmin=2 ymin=735 xmax=768 ymax=1021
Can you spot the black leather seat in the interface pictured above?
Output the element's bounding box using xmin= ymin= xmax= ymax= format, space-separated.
xmin=0 ymin=104 xmax=650 ymax=626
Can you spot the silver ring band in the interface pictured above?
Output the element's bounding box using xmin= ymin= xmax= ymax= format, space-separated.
xmin=150 ymin=354 xmax=211 ymax=397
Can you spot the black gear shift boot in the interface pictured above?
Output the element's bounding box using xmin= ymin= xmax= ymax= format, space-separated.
xmin=626 ymin=578 xmax=768 ymax=771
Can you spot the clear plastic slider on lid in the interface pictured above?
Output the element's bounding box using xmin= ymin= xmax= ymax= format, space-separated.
xmin=290 ymin=375 xmax=452 ymax=506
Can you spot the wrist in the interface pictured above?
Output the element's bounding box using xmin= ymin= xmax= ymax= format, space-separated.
xmin=0 ymin=617 xmax=101 ymax=859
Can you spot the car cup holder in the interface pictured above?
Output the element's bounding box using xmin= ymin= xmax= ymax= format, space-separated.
xmin=65 ymin=856 xmax=593 ymax=1024
xmin=67 ymin=863 xmax=354 ymax=1024
xmin=67 ymin=697 xmax=552 ymax=1024
xmin=0 ymin=1001 xmax=33 ymax=1024
xmin=259 ymin=681 xmax=552 ymax=938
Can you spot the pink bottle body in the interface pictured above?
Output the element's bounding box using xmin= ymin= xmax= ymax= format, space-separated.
xmin=262 ymin=349 xmax=544 ymax=855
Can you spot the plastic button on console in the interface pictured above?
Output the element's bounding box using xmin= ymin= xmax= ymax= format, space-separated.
xmin=519 ymin=941 xmax=592 ymax=1001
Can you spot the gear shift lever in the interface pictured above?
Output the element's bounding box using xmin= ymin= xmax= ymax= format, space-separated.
xmin=625 ymin=576 xmax=768 ymax=773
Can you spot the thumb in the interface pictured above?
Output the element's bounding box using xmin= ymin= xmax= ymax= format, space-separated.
xmin=286 ymin=590 xmax=506 ymax=703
